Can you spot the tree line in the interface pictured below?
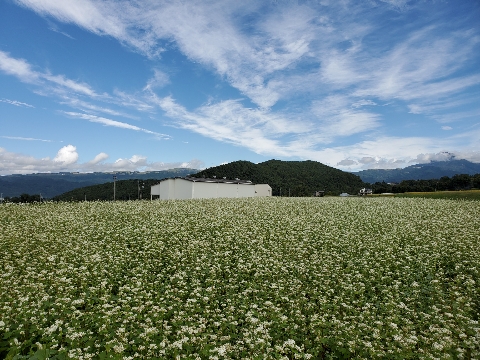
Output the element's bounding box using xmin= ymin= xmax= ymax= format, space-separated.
xmin=371 ymin=173 xmax=480 ymax=194
xmin=2 ymin=179 xmax=160 ymax=203
xmin=3 ymin=172 xmax=479 ymax=203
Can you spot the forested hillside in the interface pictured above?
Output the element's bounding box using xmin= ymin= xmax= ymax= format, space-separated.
xmin=53 ymin=179 xmax=161 ymax=201
xmin=193 ymin=159 xmax=367 ymax=196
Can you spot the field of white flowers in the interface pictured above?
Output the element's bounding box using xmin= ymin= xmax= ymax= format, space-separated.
xmin=1 ymin=197 xmax=479 ymax=359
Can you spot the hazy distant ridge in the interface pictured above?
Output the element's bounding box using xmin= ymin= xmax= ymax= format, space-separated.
xmin=354 ymin=160 xmax=480 ymax=183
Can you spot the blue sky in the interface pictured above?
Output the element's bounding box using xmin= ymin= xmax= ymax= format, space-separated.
xmin=1 ymin=0 xmax=479 ymax=175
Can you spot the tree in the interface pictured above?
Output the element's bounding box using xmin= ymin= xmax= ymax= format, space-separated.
xmin=451 ymin=174 xmax=471 ymax=190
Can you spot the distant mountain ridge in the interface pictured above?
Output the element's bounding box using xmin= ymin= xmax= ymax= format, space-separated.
xmin=193 ymin=159 xmax=366 ymax=196
xmin=0 ymin=169 xmax=197 ymax=198
xmin=7 ymin=159 xmax=476 ymax=199
xmin=354 ymin=160 xmax=480 ymax=183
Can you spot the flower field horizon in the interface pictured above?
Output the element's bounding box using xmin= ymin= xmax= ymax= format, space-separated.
xmin=1 ymin=198 xmax=479 ymax=359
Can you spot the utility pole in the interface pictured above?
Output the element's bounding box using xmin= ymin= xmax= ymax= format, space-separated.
xmin=138 ymin=180 xmax=144 ymax=200
xmin=113 ymin=175 xmax=117 ymax=201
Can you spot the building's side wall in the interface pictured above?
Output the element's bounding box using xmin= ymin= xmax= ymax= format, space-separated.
xmin=168 ymin=179 xmax=176 ymax=199
xmin=152 ymin=179 xmax=271 ymax=200
xmin=217 ymin=183 xmax=237 ymax=198
xmin=193 ymin=182 xmax=219 ymax=199
xmin=255 ymin=184 xmax=272 ymax=197
xmin=151 ymin=184 xmax=161 ymax=196
xmin=159 ymin=179 xmax=175 ymax=199
xmin=174 ymin=179 xmax=193 ymax=199
xmin=238 ymin=184 xmax=255 ymax=198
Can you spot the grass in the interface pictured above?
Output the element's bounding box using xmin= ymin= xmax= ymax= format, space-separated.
xmin=395 ymin=189 xmax=480 ymax=200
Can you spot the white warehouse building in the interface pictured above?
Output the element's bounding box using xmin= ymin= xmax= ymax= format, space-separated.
xmin=151 ymin=177 xmax=272 ymax=200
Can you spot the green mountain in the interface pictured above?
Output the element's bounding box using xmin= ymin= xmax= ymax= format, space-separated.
xmin=354 ymin=160 xmax=480 ymax=183
xmin=192 ymin=159 xmax=367 ymax=196
xmin=0 ymin=169 xmax=197 ymax=198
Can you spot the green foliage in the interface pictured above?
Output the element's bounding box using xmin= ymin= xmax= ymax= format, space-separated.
xmin=193 ymin=159 xmax=366 ymax=196
xmin=4 ymin=193 xmax=43 ymax=203
xmin=52 ymin=179 xmax=161 ymax=201
xmin=1 ymin=198 xmax=479 ymax=358
xmin=371 ymin=174 xmax=480 ymax=194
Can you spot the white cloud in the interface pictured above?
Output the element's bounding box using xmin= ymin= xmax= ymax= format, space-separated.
xmin=1 ymin=136 xmax=52 ymax=142
xmin=0 ymin=146 xmax=203 ymax=175
xmin=154 ymin=95 xmax=307 ymax=156
xmin=146 ymin=159 xmax=204 ymax=171
xmin=0 ymin=98 xmax=34 ymax=108
xmin=11 ymin=1 xmax=480 ymax=112
xmin=88 ymin=152 xmax=109 ymax=165
xmin=61 ymin=98 xmax=137 ymax=119
xmin=113 ymin=90 xmax=155 ymax=112
xmin=353 ymin=26 xmax=480 ymax=109
xmin=14 ymin=0 xmax=137 ymax=49
xmin=351 ymin=99 xmax=377 ymax=108
xmin=53 ymin=144 xmax=78 ymax=164
xmin=358 ymin=157 xmax=377 ymax=164
xmin=413 ymin=151 xmax=456 ymax=164
xmin=47 ymin=20 xmax=75 ymax=39
xmin=310 ymin=95 xmax=380 ymax=141
xmin=317 ymin=136 xmax=450 ymax=170
xmin=154 ymin=94 xmax=480 ymax=169
xmin=0 ymin=51 xmax=39 ymax=82
xmin=0 ymin=145 xmax=79 ymax=174
xmin=63 ymin=112 xmax=170 ymax=139
xmin=0 ymin=51 xmax=98 ymax=97
xmin=441 ymin=126 xmax=453 ymax=131
xmin=337 ymin=159 xmax=356 ymax=166
xmin=143 ymin=69 xmax=170 ymax=91
xmin=43 ymin=73 xmax=97 ymax=97
xmin=112 ymin=155 xmax=148 ymax=170
xmin=5 ymin=0 xmax=480 ymax=170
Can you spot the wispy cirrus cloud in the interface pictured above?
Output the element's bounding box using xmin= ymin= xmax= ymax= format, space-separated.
xmin=1 ymin=136 xmax=52 ymax=142
xmin=60 ymin=97 xmax=138 ymax=119
xmin=0 ymin=50 xmax=98 ymax=97
xmin=154 ymin=95 xmax=309 ymax=156
xmin=47 ymin=19 xmax=75 ymax=39
xmin=0 ymin=98 xmax=34 ymax=108
xmin=5 ymin=0 xmax=480 ymax=171
xmin=9 ymin=1 xmax=480 ymax=115
xmin=11 ymin=1 xmax=480 ymax=107
xmin=63 ymin=111 xmax=170 ymax=139
xmin=143 ymin=69 xmax=170 ymax=92
xmin=0 ymin=50 xmax=39 ymax=82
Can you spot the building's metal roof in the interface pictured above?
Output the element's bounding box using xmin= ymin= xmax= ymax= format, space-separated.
xmin=153 ymin=176 xmax=255 ymax=185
